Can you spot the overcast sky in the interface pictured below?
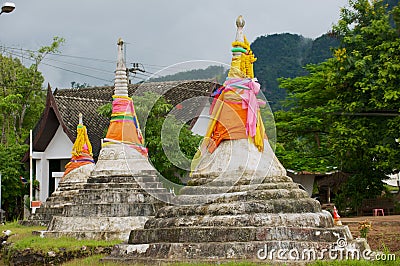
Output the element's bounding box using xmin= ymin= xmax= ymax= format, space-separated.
xmin=0 ymin=0 xmax=348 ymax=88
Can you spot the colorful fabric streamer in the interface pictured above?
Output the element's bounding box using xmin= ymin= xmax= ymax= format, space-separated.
xmin=105 ymin=95 xmax=145 ymax=150
xmin=201 ymin=77 xmax=266 ymax=154
xmin=63 ymin=122 xmax=95 ymax=178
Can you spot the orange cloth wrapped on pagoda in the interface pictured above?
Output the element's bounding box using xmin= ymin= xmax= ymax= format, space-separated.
xmin=63 ymin=152 xmax=94 ymax=177
xmin=104 ymin=95 xmax=148 ymax=156
xmin=202 ymin=79 xmax=266 ymax=154
xmin=106 ymin=121 xmax=142 ymax=144
xmin=205 ymin=92 xmax=248 ymax=153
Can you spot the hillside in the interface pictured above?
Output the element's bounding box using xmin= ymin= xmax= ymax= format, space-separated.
xmin=148 ymin=33 xmax=340 ymax=111
xmin=148 ymin=65 xmax=227 ymax=84
xmin=252 ymin=33 xmax=339 ymax=110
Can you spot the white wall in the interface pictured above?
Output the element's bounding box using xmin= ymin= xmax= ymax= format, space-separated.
xmin=191 ymin=103 xmax=211 ymax=136
xmin=33 ymin=125 xmax=73 ymax=202
xmin=45 ymin=126 xmax=73 ymax=159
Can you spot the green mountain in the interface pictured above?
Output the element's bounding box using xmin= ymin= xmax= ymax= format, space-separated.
xmin=252 ymin=33 xmax=340 ymax=110
xmin=149 ymin=65 xmax=227 ymax=84
xmin=148 ymin=33 xmax=340 ymax=111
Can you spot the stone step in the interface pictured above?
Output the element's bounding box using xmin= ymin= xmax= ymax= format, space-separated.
xmin=70 ymin=191 xmax=172 ymax=204
xmin=50 ymin=189 xmax=81 ymax=196
xmin=52 ymin=186 xmax=83 ymax=193
xmin=156 ymin=198 xmax=321 ymax=218
xmin=45 ymin=216 xmax=151 ymax=241
xmin=188 ymin=175 xmax=293 ymax=187
xmin=82 ymin=181 xmax=165 ymax=190
xmin=106 ymin=238 xmax=370 ymax=262
xmin=44 ymin=198 xmax=76 ymax=205
xmin=173 ymin=188 xmax=309 ymax=205
xmin=47 ymin=216 xmax=148 ymax=233
xmin=76 ymin=186 xmax=170 ymax=194
xmin=19 ymin=219 xmax=49 ymax=227
xmin=83 ymin=182 xmax=141 ymax=189
xmin=62 ymin=202 xmax=165 ymax=217
xmin=179 ymin=182 xmax=299 ymax=195
xmin=144 ymin=212 xmax=334 ymax=229
xmin=129 ymin=225 xmax=353 ymax=244
xmin=88 ymin=173 xmax=159 ymax=184
xmin=39 ymin=230 xmax=127 ymax=241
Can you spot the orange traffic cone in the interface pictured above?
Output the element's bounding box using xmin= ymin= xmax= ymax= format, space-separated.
xmin=333 ymin=206 xmax=342 ymax=226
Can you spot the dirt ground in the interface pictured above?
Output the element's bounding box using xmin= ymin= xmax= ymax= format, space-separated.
xmin=341 ymin=214 xmax=400 ymax=253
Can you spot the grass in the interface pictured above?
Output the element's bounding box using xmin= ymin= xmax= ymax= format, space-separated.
xmin=309 ymin=259 xmax=399 ymax=266
xmin=63 ymin=259 xmax=271 ymax=266
xmin=1 ymin=220 xmax=46 ymax=243
xmin=1 ymin=221 xmax=121 ymax=252
xmin=63 ymin=258 xmax=400 ymax=266
xmin=62 ymin=254 xmax=122 ymax=266
xmin=1 ymin=221 xmax=399 ymax=265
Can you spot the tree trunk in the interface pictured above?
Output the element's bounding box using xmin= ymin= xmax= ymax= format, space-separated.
xmin=314 ymin=132 xmax=321 ymax=148
xmin=1 ymin=113 xmax=6 ymax=144
xmin=18 ymin=103 xmax=28 ymax=141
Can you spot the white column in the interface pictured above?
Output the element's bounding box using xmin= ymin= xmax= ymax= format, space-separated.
xmin=40 ymin=159 xmax=49 ymax=202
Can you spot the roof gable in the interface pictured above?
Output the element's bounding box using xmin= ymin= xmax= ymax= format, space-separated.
xmin=33 ymin=85 xmax=73 ymax=151
xmin=27 ymin=80 xmax=219 ymax=160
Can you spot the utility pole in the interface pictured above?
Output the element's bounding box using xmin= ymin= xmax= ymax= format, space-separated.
xmin=0 ymin=2 xmax=15 ymax=15
xmin=127 ymin=63 xmax=145 ymax=83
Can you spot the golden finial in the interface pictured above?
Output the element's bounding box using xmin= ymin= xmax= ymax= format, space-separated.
xmin=236 ymin=15 xmax=245 ymax=28
xmin=117 ymin=37 xmax=124 ymax=45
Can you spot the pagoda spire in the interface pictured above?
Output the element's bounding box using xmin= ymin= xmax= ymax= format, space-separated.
xmin=191 ymin=15 xmax=285 ymax=178
xmin=63 ymin=113 xmax=95 ymax=179
xmin=114 ymin=38 xmax=129 ymax=96
xmin=228 ymin=15 xmax=257 ymax=79
xmin=104 ymin=38 xmax=147 ymax=156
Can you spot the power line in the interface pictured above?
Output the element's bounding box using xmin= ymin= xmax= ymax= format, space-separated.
xmin=3 ymin=47 xmax=114 ymax=74
xmin=6 ymin=48 xmax=113 ymax=75
xmin=2 ymin=46 xmax=115 ymax=63
xmin=39 ymin=61 xmax=113 ymax=83
xmin=43 ymin=57 xmax=112 ymax=74
xmin=2 ymin=45 xmax=220 ymax=86
xmin=4 ymin=46 xmax=155 ymax=82
xmin=3 ymin=48 xmax=114 ymax=84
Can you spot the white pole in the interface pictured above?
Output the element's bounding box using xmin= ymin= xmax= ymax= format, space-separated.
xmin=29 ymin=130 xmax=33 ymax=209
xmin=398 ymin=172 xmax=400 ymax=194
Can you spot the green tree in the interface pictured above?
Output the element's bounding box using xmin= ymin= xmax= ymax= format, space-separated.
xmin=276 ymin=0 xmax=400 ymax=213
xmin=0 ymin=37 xmax=65 ymax=220
xmin=0 ymin=144 xmax=29 ymax=219
xmin=0 ymin=36 xmax=65 ymax=143
xmin=275 ymin=63 xmax=336 ymax=172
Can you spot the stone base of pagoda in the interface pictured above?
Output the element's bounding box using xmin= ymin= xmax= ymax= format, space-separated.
xmin=20 ymin=164 xmax=95 ymax=227
xmin=108 ymin=235 xmax=370 ymax=263
xmin=104 ymin=140 xmax=370 ymax=262
xmin=42 ymin=144 xmax=173 ymax=241
xmin=43 ymin=216 xmax=149 ymax=241
xmin=93 ymin=142 xmax=154 ymax=176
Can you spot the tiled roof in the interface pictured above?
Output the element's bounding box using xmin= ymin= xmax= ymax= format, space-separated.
xmin=54 ymin=96 xmax=110 ymax=158
xmin=52 ymin=80 xmax=219 ymax=157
